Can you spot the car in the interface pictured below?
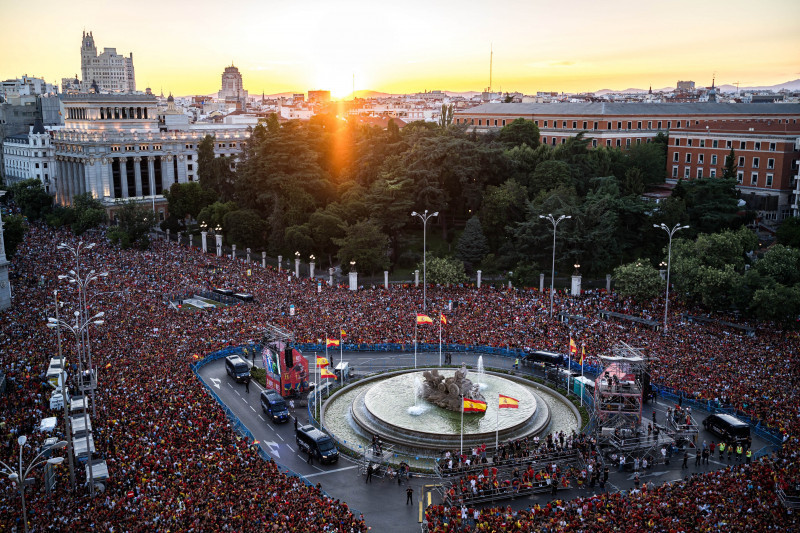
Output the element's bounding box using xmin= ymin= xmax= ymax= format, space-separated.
xmin=260 ymin=389 xmax=289 ymax=423
xmin=703 ymin=413 xmax=750 ymax=443
xmin=225 ymin=355 xmax=251 ymax=383
xmin=296 ymin=425 xmax=339 ymax=464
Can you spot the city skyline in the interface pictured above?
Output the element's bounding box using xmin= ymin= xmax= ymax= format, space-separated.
xmin=2 ymin=0 xmax=799 ymax=97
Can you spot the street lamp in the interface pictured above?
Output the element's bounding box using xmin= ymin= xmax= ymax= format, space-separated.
xmin=653 ymin=223 xmax=689 ymax=332
xmin=539 ymin=213 xmax=571 ymax=317
xmin=411 ymin=209 xmax=439 ymax=312
xmin=0 ymin=436 xmax=66 ymax=533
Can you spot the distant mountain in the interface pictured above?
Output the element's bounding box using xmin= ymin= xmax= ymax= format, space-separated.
xmin=594 ymin=79 xmax=800 ymax=95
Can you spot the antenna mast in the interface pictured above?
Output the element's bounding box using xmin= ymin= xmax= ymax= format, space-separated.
xmin=489 ymin=43 xmax=493 ymax=93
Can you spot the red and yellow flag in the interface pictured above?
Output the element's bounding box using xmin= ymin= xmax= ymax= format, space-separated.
xmin=498 ymin=394 xmax=519 ymax=409
xmin=416 ymin=314 xmax=433 ymax=325
xmin=340 ymin=329 xmax=347 ymax=338
xmin=463 ymin=398 xmax=487 ymax=413
xmin=316 ymin=356 xmax=329 ymax=368
xmin=569 ymin=338 xmax=578 ymax=355
xmin=580 ymin=345 xmax=585 ymax=366
xmin=326 ymin=338 xmax=340 ymax=347
xmin=440 ymin=314 xmax=447 ymax=325
xmin=321 ymin=367 xmax=336 ymax=379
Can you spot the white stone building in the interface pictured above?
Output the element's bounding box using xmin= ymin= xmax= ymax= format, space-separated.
xmin=80 ymin=31 xmax=136 ymax=93
xmin=0 ymin=76 xmax=58 ymax=99
xmin=2 ymin=120 xmax=57 ymax=194
xmin=52 ymin=94 xmax=249 ymax=221
xmin=218 ymin=64 xmax=247 ymax=106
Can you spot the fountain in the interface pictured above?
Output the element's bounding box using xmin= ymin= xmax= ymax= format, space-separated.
xmin=407 ymin=376 xmax=428 ymax=416
xmin=420 ymin=364 xmax=484 ymax=412
xmin=476 ymin=356 xmax=488 ymax=390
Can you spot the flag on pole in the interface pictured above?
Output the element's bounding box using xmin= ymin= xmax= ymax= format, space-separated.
xmin=316 ymin=356 xmax=329 ymax=368
xmin=498 ymin=394 xmax=519 ymax=409
xmin=326 ymin=338 xmax=340 ymax=347
xmin=569 ymin=338 xmax=578 ymax=355
xmin=417 ymin=314 xmax=433 ymax=325
xmin=580 ymin=345 xmax=585 ymax=366
xmin=463 ymin=398 xmax=487 ymax=413
xmin=321 ymin=367 xmax=337 ymax=379
xmin=440 ymin=314 xmax=447 ymax=325
xmin=340 ymin=329 xmax=347 ymax=338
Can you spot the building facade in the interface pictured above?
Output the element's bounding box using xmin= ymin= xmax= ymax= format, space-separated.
xmin=52 ymin=94 xmax=249 ymax=220
xmin=219 ymin=64 xmax=247 ymax=105
xmin=455 ymin=102 xmax=800 ymax=221
xmin=2 ymin=120 xmax=57 ymax=193
xmin=80 ymin=31 xmax=136 ymax=93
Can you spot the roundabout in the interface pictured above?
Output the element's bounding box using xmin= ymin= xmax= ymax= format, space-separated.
xmin=321 ymin=366 xmax=580 ymax=458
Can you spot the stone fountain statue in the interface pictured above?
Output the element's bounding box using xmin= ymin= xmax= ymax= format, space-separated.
xmin=421 ymin=363 xmax=485 ymax=412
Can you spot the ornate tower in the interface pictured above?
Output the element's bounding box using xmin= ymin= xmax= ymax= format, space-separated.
xmin=80 ymin=31 xmax=97 ymax=85
xmin=0 ymin=191 xmax=11 ymax=310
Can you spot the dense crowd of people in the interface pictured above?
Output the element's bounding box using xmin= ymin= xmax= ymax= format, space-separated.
xmin=1 ymin=224 xmax=798 ymax=531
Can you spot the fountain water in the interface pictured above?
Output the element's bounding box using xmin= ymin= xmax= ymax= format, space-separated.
xmin=476 ymin=356 xmax=488 ymax=390
xmin=407 ymin=376 xmax=428 ymax=416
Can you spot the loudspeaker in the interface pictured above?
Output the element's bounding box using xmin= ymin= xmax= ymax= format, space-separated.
xmin=285 ymin=348 xmax=293 ymax=368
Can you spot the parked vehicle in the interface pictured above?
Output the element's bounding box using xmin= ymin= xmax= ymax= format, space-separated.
xmin=225 ymin=355 xmax=251 ymax=383
xmin=296 ymin=425 xmax=339 ymax=464
xmin=703 ymin=413 xmax=750 ymax=443
xmin=260 ymin=389 xmax=289 ymax=423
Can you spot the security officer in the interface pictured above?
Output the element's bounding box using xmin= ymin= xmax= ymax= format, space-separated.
xmin=718 ymin=441 xmax=726 ymax=459
xmin=736 ymin=444 xmax=743 ymax=461
xmin=514 ymin=358 xmax=520 ymax=370
xmin=745 ymin=448 xmax=752 ymax=464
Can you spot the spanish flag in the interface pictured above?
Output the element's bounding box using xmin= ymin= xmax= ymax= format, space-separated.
xmin=321 ymin=367 xmax=337 ymax=379
xmin=316 ymin=356 xmax=329 ymax=368
xmin=569 ymin=338 xmax=578 ymax=355
xmin=498 ymin=394 xmax=519 ymax=409
xmin=416 ymin=314 xmax=433 ymax=325
xmin=580 ymin=345 xmax=585 ymax=366
xmin=326 ymin=338 xmax=340 ymax=347
xmin=440 ymin=314 xmax=447 ymax=325
xmin=463 ymin=398 xmax=487 ymax=413
xmin=340 ymin=329 xmax=347 ymax=338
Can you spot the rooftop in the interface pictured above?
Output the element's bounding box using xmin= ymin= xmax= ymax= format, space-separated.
xmin=458 ymin=102 xmax=800 ymax=116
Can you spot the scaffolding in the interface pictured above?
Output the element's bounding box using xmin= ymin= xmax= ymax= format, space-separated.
xmin=260 ymin=323 xmax=295 ymax=347
xmin=358 ymin=442 xmax=396 ymax=480
xmin=665 ymin=404 xmax=700 ymax=447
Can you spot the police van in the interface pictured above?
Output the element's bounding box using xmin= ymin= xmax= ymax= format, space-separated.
xmin=260 ymin=389 xmax=289 ymax=423
xmin=296 ymin=425 xmax=339 ymax=464
xmin=225 ymin=355 xmax=251 ymax=383
xmin=703 ymin=413 xmax=750 ymax=443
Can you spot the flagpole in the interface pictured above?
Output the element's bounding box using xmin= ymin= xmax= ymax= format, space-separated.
xmin=495 ymin=398 xmax=499 ymax=449
xmin=414 ymin=317 xmax=418 ymax=369
xmin=438 ymin=312 xmax=442 ymax=366
xmin=315 ymin=351 xmax=319 ymax=423
xmin=460 ymin=395 xmax=464 ymax=456
xmin=580 ymin=345 xmax=585 ymax=407
xmin=567 ymin=345 xmax=571 ymax=396
xmin=339 ymin=328 xmax=343 ymax=370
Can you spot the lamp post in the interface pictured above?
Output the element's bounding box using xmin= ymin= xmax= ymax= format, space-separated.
xmin=653 ymin=223 xmax=689 ymax=332
xmin=294 ymin=251 xmax=300 ymax=278
xmin=411 ymin=209 xmax=438 ymax=312
xmin=48 ymin=290 xmax=76 ymax=491
xmin=539 ymin=213 xmax=571 ymax=317
xmin=47 ymin=310 xmax=104 ymax=498
xmin=0 ymin=436 xmax=66 ymax=533
xmin=309 ymin=254 xmax=315 ymax=279
xmin=200 ymin=222 xmax=208 ymax=254
xmin=214 ymin=225 xmax=222 ymax=257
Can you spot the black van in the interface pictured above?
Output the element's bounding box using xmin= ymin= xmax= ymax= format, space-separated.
xmin=703 ymin=413 xmax=750 ymax=443
xmin=260 ymin=389 xmax=289 ymax=423
xmin=225 ymin=355 xmax=251 ymax=383
xmin=296 ymin=425 xmax=339 ymax=464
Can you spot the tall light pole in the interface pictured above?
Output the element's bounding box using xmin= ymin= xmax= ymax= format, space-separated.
xmin=47 ymin=310 xmax=105 ymax=498
xmin=411 ymin=209 xmax=438 ymax=312
xmin=539 ymin=213 xmax=571 ymax=317
xmin=49 ymin=290 xmax=76 ymax=491
xmin=654 ymin=223 xmax=689 ymax=332
xmin=0 ymin=436 xmax=66 ymax=533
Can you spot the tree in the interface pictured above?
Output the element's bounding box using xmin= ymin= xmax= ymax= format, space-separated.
xmin=721 ymin=147 xmax=738 ymax=179
xmin=497 ymin=118 xmax=540 ymax=148
xmin=438 ymin=104 xmax=454 ymax=128
xmin=418 ymin=254 xmax=468 ymax=285
xmin=456 ymin=216 xmax=489 ymax=272
xmin=224 ymin=209 xmax=267 ymax=250
xmin=1 ymin=214 xmax=27 ymax=259
xmin=107 ymin=201 xmax=157 ymax=249
xmin=197 ymin=201 xmax=239 ymax=232
xmin=776 ymin=217 xmax=800 ymax=248
xmin=197 ymin=135 xmax=237 ymax=200
xmin=527 ymin=160 xmax=573 ymax=196
xmin=750 ymin=283 xmax=800 ymax=329
xmin=9 ymin=179 xmax=52 ymax=220
xmin=479 ymin=179 xmax=529 ymax=248
xmin=674 ymin=178 xmax=744 ymax=235
xmin=333 ymin=219 xmax=390 ymax=275
xmin=613 ymin=260 xmax=664 ymax=301
xmin=70 ymin=193 xmax=107 ymax=235
xmin=163 ymin=182 xmax=217 ymax=225
xmin=755 ymin=244 xmax=800 ymax=286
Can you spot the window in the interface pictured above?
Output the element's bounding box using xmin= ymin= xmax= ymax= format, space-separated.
xmin=35 ymin=163 xmax=39 ymax=168
xmin=751 ymin=172 xmax=758 ymax=185
xmin=573 ymin=121 xmax=578 ymax=129
xmin=593 ymin=121 xmax=598 ymax=130
xmin=478 ymin=119 xmax=482 ymax=126
xmin=494 ymin=119 xmax=498 ymax=126
xmin=616 ymin=139 xmax=621 ymax=147
xmin=626 ymin=139 xmax=631 ymax=147
xmin=752 ymin=157 xmax=759 ymax=168
xmin=607 ymin=122 xmax=612 ymax=130
xmin=712 ymin=140 xmax=718 ymax=148
xmin=726 ymin=140 xmax=732 ymax=148
xmin=736 ymin=171 xmax=743 ymax=183
xmin=552 ymin=138 xmax=557 ymax=146
xmin=657 ymin=121 xmax=662 ymax=129
xmin=697 ymin=168 xmax=703 ymax=178
xmin=562 ymin=121 xmax=567 ymax=129
xmin=675 ymin=138 xmax=680 ymax=146
xmin=769 ymin=142 xmax=776 ymax=151
xmin=673 ymin=152 xmax=680 ymax=162
xmin=738 ymin=156 xmax=745 ymax=167
xmin=740 ymin=141 xmax=746 ymax=150
xmin=502 ymin=120 xmax=506 ymax=126
xmin=561 ymin=138 xmax=566 ymax=144
xmin=638 ymin=121 xmax=643 ymax=129
xmin=592 ymin=139 xmax=597 ymax=147
xmin=617 ymin=122 xmax=622 ymax=129
xmin=698 ymin=154 xmax=704 ymax=164
xmin=672 ymin=166 xmax=679 ymax=178
xmin=767 ymin=158 xmax=774 ymax=169
xmin=534 ymin=120 xmax=539 ymax=126
xmin=686 ymin=153 xmax=692 ymax=163
xmin=766 ymin=174 xmax=773 ymax=187
xmin=710 ymin=169 xmax=716 ymax=177
xmin=687 ymin=139 xmax=693 ymax=147
xmin=627 ymin=121 xmax=632 ymax=129
xmin=543 ymin=120 xmax=548 ymax=127
xmin=606 ymin=139 xmax=612 ymax=147
xmin=711 ymin=155 xmax=717 ymax=165
xmin=677 ymin=121 xmax=682 ymax=128
xmin=542 ymin=137 xmax=547 ymax=145
xmin=700 ymin=139 xmax=705 ymax=148
xmin=754 ymin=142 xmax=761 ymax=150
xmin=684 ymin=167 xmax=690 ymax=178
xmin=187 ymin=164 xmax=193 ymax=171
xmin=667 ymin=121 xmax=672 ymax=128
xmin=582 ymin=121 xmax=587 ymax=129
xmin=187 ymin=155 xmax=193 ymax=160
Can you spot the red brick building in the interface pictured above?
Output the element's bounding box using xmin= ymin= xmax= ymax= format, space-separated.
xmin=455 ymin=103 xmax=800 ymax=222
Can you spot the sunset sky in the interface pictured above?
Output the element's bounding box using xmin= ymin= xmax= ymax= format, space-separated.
xmin=2 ymin=0 xmax=799 ymax=98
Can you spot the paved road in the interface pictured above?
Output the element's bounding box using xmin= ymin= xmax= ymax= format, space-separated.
xmin=198 ymin=350 xmax=772 ymax=532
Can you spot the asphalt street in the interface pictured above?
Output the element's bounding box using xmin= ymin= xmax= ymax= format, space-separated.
xmin=198 ymin=350 xmax=772 ymax=532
